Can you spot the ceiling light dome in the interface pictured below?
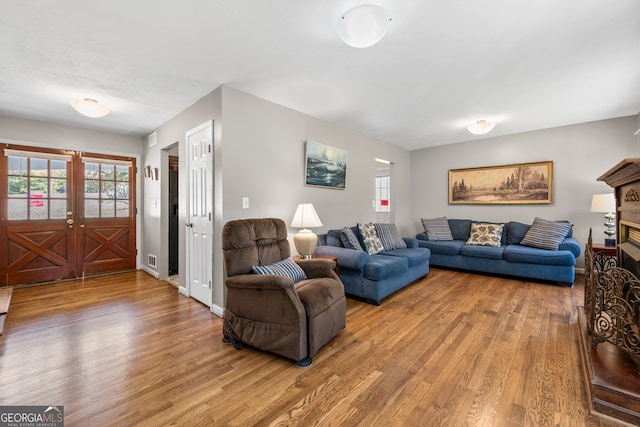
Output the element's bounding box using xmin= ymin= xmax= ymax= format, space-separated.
xmin=71 ymin=98 xmax=110 ymax=118
xmin=336 ymin=4 xmax=392 ymax=48
xmin=467 ymin=119 xmax=496 ymax=135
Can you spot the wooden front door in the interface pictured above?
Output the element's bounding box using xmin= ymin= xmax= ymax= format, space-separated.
xmin=0 ymin=145 xmax=136 ymax=286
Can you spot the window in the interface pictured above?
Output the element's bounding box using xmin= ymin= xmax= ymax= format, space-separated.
xmin=6 ymin=150 xmax=71 ymax=220
xmin=83 ymin=158 xmax=131 ymax=218
xmin=376 ymin=175 xmax=390 ymax=212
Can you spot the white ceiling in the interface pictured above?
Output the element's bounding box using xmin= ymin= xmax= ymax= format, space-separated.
xmin=1 ymin=0 xmax=639 ymax=150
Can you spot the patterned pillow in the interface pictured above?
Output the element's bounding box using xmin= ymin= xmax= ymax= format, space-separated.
xmin=340 ymin=227 xmax=364 ymax=251
xmin=466 ymin=223 xmax=504 ymax=247
xmin=357 ymin=222 xmax=384 ymax=255
xmin=375 ymin=223 xmax=407 ymax=250
xmin=421 ymin=217 xmax=453 ymax=241
xmin=520 ymin=217 xmax=573 ymax=251
xmin=252 ymin=257 xmax=307 ymax=282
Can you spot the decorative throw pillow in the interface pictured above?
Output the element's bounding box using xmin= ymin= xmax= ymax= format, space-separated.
xmin=341 ymin=227 xmax=364 ymax=251
xmin=252 ymin=257 xmax=307 ymax=282
xmin=520 ymin=217 xmax=573 ymax=251
xmin=466 ymin=223 xmax=504 ymax=247
xmin=375 ymin=223 xmax=407 ymax=250
xmin=421 ymin=217 xmax=453 ymax=241
xmin=357 ymin=222 xmax=384 ymax=255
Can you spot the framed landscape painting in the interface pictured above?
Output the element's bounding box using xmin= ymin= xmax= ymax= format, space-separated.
xmin=305 ymin=140 xmax=347 ymax=189
xmin=449 ymin=161 xmax=553 ymax=204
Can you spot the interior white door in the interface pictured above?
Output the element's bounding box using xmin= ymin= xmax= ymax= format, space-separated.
xmin=186 ymin=121 xmax=213 ymax=307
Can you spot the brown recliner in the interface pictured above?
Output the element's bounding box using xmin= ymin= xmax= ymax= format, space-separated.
xmin=221 ymin=218 xmax=346 ymax=366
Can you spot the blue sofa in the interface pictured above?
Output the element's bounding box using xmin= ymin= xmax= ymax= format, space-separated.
xmin=416 ymin=218 xmax=580 ymax=285
xmin=315 ymin=227 xmax=430 ymax=305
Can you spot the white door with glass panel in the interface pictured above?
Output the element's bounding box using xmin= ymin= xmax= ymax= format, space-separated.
xmin=186 ymin=121 xmax=213 ymax=307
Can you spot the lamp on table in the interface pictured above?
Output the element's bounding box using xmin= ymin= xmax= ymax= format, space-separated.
xmin=290 ymin=203 xmax=323 ymax=259
xmin=591 ymin=193 xmax=616 ymax=247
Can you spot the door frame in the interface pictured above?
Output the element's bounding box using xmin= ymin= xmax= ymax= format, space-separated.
xmin=0 ymin=138 xmax=142 ymax=279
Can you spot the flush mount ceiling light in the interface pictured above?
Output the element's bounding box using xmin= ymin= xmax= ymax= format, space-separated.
xmin=70 ymin=98 xmax=110 ymax=118
xmin=467 ymin=119 xmax=496 ymax=135
xmin=336 ymin=4 xmax=392 ymax=48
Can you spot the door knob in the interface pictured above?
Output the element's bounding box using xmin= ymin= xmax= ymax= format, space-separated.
xmin=67 ymin=219 xmax=74 ymax=225
xmin=185 ymin=222 xmax=193 ymax=228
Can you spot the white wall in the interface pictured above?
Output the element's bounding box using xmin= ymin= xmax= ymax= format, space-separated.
xmin=0 ymin=115 xmax=143 ymax=156
xmin=410 ymin=115 xmax=640 ymax=268
xmin=140 ymin=88 xmax=222 ymax=294
xmin=220 ymin=86 xmax=413 ymax=234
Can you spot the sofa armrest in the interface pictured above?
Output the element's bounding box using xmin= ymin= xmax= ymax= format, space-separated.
xmin=559 ymin=237 xmax=581 ymax=257
xmin=403 ymin=237 xmax=418 ymax=248
xmin=295 ymin=258 xmax=336 ymax=279
xmin=416 ymin=232 xmax=427 ymax=241
xmin=314 ymin=245 xmax=368 ymax=271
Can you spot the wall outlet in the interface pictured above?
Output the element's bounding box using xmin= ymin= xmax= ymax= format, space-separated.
xmin=242 ymin=197 xmax=249 ymax=209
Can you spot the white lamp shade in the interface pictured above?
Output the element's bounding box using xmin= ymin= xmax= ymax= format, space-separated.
xmin=591 ymin=193 xmax=615 ymax=213
xmin=290 ymin=203 xmax=323 ymax=229
xmin=467 ymin=120 xmax=496 ymax=135
xmin=336 ymin=4 xmax=392 ymax=48
xmin=71 ymin=98 xmax=110 ymax=118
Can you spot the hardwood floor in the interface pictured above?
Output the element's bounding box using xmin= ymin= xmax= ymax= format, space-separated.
xmin=0 ymin=268 xmax=629 ymax=426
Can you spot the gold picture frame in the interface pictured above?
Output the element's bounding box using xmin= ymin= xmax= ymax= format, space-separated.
xmin=449 ymin=161 xmax=553 ymax=204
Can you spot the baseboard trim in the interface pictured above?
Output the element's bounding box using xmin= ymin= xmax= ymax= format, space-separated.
xmin=141 ymin=266 xmax=159 ymax=279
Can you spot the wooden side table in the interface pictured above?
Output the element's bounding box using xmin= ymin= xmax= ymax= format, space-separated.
xmin=592 ymin=244 xmax=617 ymax=257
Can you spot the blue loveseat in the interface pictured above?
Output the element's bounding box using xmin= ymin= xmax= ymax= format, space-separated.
xmin=315 ymin=225 xmax=430 ymax=305
xmin=416 ymin=218 xmax=580 ymax=285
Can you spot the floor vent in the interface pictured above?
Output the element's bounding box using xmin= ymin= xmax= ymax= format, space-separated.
xmin=148 ymin=254 xmax=157 ymax=268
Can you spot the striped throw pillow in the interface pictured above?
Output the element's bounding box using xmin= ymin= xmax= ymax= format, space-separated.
xmin=340 ymin=227 xmax=364 ymax=251
xmin=520 ymin=217 xmax=573 ymax=251
xmin=252 ymin=257 xmax=307 ymax=282
xmin=375 ymin=223 xmax=407 ymax=250
xmin=421 ymin=217 xmax=453 ymax=241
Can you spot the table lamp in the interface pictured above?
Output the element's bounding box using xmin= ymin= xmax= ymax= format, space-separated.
xmin=290 ymin=203 xmax=323 ymax=259
xmin=591 ymin=193 xmax=616 ymax=247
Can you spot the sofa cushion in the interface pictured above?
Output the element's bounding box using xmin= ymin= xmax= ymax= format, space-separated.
xmin=504 ymin=245 xmax=576 ymax=266
xmin=520 ymin=217 xmax=573 ymax=251
xmin=252 ymin=257 xmax=308 ymax=282
xmin=363 ymin=254 xmax=409 ymax=281
xmin=375 ymin=223 xmax=407 ymax=250
xmin=460 ymin=244 xmax=505 ymax=260
xmin=466 ymin=223 xmax=504 ymax=247
xmin=340 ymin=227 xmax=364 ymax=251
xmin=448 ymin=219 xmax=473 ymax=240
xmin=421 ymin=217 xmax=453 ymax=241
xmin=506 ymin=221 xmax=531 ymax=245
xmin=326 ymin=229 xmax=343 ymax=247
xmin=419 ymin=239 xmax=465 ymax=255
xmin=358 ymin=222 xmax=384 ymax=255
xmin=381 ymin=247 xmax=430 ymax=267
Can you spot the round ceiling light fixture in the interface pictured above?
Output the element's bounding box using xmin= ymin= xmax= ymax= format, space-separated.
xmin=336 ymin=4 xmax=392 ymax=48
xmin=467 ymin=119 xmax=496 ymax=135
xmin=70 ymin=98 xmax=110 ymax=118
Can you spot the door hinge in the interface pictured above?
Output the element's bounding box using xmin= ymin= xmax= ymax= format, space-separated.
xmin=209 ymin=280 xmax=212 ymax=289
xmin=208 ymin=144 xmax=211 ymax=153
xmin=209 ymin=212 xmax=211 ymax=221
